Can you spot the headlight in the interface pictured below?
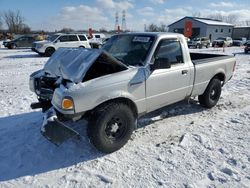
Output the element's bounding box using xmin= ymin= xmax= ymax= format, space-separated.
xmin=36 ymin=44 xmax=43 ymax=49
xmin=29 ymin=77 xmax=35 ymax=92
xmin=62 ymin=98 xmax=74 ymax=110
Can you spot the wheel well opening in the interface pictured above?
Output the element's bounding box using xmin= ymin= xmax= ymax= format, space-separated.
xmin=88 ymin=98 xmax=138 ymax=119
xmin=213 ymin=73 xmax=225 ymax=85
xmin=46 ymin=47 xmax=55 ymax=50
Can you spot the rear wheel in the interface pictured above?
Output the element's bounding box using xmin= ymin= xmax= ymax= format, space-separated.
xmin=45 ymin=47 xmax=55 ymax=57
xmin=9 ymin=44 xmax=17 ymax=49
xmin=198 ymin=78 xmax=222 ymax=108
xmin=87 ymin=102 xmax=136 ymax=153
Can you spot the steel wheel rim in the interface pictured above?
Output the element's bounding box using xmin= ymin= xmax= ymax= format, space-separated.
xmin=105 ymin=115 xmax=127 ymax=140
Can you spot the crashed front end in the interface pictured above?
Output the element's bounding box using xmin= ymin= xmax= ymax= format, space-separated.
xmin=29 ymin=48 xmax=128 ymax=145
xmin=29 ymin=73 xmax=81 ymax=145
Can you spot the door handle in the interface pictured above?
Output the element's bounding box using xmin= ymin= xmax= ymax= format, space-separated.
xmin=182 ymin=70 xmax=188 ymax=75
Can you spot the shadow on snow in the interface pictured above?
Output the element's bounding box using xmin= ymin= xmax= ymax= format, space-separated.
xmin=0 ymin=111 xmax=103 ymax=181
xmin=0 ymin=99 xmax=205 ymax=181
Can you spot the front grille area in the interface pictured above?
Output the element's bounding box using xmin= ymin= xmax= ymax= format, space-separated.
xmin=35 ymin=76 xmax=58 ymax=100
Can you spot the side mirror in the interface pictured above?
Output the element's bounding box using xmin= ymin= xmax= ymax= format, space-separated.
xmin=151 ymin=57 xmax=171 ymax=70
xmin=55 ymin=39 xmax=60 ymax=43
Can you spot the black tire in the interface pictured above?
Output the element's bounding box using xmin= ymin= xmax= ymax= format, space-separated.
xmin=45 ymin=47 xmax=55 ymax=57
xmin=87 ymin=102 xmax=136 ymax=153
xmin=38 ymin=53 xmax=45 ymax=57
xmin=198 ymin=78 xmax=222 ymax=108
xmin=9 ymin=44 xmax=17 ymax=49
xmin=79 ymin=46 xmax=85 ymax=48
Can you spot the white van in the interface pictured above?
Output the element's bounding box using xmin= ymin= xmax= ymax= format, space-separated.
xmin=32 ymin=33 xmax=91 ymax=56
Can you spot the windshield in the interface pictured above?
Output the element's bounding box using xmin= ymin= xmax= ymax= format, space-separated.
xmin=102 ymin=35 xmax=155 ymax=66
xmin=48 ymin=34 xmax=59 ymax=42
xmin=217 ymin=37 xmax=226 ymax=41
xmin=193 ymin=38 xmax=200 ymax=41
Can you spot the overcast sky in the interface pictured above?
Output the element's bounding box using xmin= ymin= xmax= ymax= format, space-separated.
xmin=0 ymin=0 xmax=249 ymax=31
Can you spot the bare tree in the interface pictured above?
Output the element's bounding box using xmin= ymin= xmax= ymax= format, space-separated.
xmin=245 ymin=20 xmax=250 ymax=26
xmin=192 ymin=12 xmax=201 ymax=17
xmin=3 ymin=10 xmax=25 ymax=33
xmin=224 ymin=14 xmax=238 ymax=24
xmin=146 ymin=23 xmax=167 ymax=32
xmin=99 ymin=27 xmax=107 ymax=33
xmin=207 ymin=13 xmax=223 ymax=21
xmin=22 ymin=24 xmax=31 ymax=34
xmin=146 ymin=24 xmax=158 ymax=32
xmin=158 ymin=23 xmax=168 ymax=32
xmin=59 ymin=27 xmax=74 ymax=33
xmin=207 ymin=13 xmax=238 ymax=24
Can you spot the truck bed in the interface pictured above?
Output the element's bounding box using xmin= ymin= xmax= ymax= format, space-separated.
xmin=189 ymin=52 xmax=236 ymax=97
xmin=190 ymin=52 xmax=233 ymax=65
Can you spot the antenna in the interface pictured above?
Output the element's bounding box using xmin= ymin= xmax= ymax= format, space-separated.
xmin=115 ymin=11 xmax=119 ymax=31
xmin=121 ymin=10 xmax=127 ymax=31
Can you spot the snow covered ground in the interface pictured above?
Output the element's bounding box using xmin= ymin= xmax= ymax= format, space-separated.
xmin=0 ymin=47 xmax=249 ymax=188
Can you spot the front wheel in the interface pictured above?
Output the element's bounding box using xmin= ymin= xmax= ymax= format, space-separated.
xmin=87 ymin=103 xmax=136 ymax=153
xmin=45 ymin=47 xmax=55 ymax=57
xmin=198 ymin=78 xmax=222 ymax=108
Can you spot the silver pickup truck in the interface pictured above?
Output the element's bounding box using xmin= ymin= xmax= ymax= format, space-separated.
xmin=30 ymin=32 xmax=236 ymax=153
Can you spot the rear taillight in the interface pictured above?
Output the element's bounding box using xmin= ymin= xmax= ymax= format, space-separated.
xmin=233 ymin=61 xmax=236 ymax=72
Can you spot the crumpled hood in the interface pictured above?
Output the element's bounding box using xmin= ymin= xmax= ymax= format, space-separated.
xmin=44 ymin=48 xmax=127 ymax=83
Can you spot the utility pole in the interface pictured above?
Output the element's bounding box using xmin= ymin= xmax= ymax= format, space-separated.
xmin=121 ymin=10 xmax=127 ymax=31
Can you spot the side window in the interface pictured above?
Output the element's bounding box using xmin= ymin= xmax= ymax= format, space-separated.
xmin=153 ymin=39 xmax=184 ymax=67
xmin=69 ymin=35 xmax=78 ymax=41
xmin=78 ymin=35 xmax=87 ymax=41
xmin=58 ymin=35 xmax=69 ymax=42
xmin=95 ymin=35 xmax=101 ymax=38
xmin=18 ymin=37 xmax=26 ymax=41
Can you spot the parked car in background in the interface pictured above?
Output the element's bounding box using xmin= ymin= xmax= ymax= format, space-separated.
xmin=232 ymin=37 xmax=247 ymax=46
xmin=212 ymin=37 xmax=233 ymax=47
xmin=243 ymin=40 xmax=250 ymax=46
xmin=245 ymin=41 xmax=250 ymax=53
xmin=3 ymin=35 xmax=36 ymax=49
xmin=188 ymin=37 xmax=210 ymax=48
xmin=88 ymin=33 xmax=106 ymax=48
xmin=32 ymin=33 xmax=91 ymax=56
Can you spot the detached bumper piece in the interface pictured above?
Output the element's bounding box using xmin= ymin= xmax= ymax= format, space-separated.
xmin=41 ymin=108 xmax=80 ymax=146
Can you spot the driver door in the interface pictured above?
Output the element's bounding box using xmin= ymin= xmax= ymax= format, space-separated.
xmin=146 ymin=39 xmax=192 ymax=112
